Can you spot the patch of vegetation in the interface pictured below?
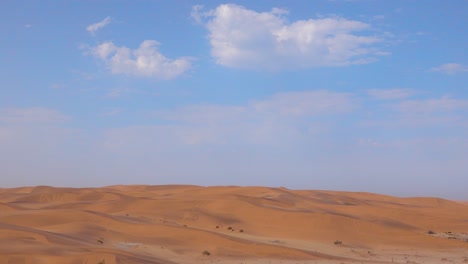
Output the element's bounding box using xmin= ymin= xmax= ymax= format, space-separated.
xmin=98 ymin=260 xmax=105 ymax=264
xmin=216 ymin=225 xmax=219 ymax=228
xmin=202 ymin=250 xmax=211 ymax=256
xmin=239 ymin=229 xmax=244 ymax=233
xmin=427 ymin=230 xmax=435 ymax=235
xmin=333 ymin=240 xmax=342 ymax=245
xmin=227 ymin=226 xmax=232 ymax=230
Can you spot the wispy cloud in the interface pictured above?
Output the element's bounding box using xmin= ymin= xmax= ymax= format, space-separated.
xmin=192 ymin=4 xmax=387 ymax=70
xmin=372 ymin=15 xmax=385 ymax=20
xmin=88 ymin=40 xmax=192 ymax=79
xmin=397 ymin=96 xmax=468 ymax=113
xmin=106 ymin=87 xmax=135 ymax=98
xmin=250 ymin=90 xmax=355 ymax=116
xmin=152 ymin=90 xmax=356 ymax=144
xmin=158 ymin=90 xmax=355 ymax=122
xmin=362 ymin=95 xmax=468 ymax=128
xmin=86 ymin=16 xmax=111 ymax=35
xmin=367 ymin=88 xmax=415 ymax=100
xmin=190 ymin=5 xmax=204 ymax=24
xmin=430 ymin=63 xmax=468 ymax=75
xmin=101 ymin=108 xmax=125 ymax=117
xmin=0 ymin=107 xmax=69 ymax=124
xmin=1 ymin=95 xmax=466 ymax=198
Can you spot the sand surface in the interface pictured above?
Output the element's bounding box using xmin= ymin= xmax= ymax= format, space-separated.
xmin=0 ymin=185 xmax=467 ymax=264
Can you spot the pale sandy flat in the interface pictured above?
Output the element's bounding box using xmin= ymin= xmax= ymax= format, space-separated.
xmin=0 ymin=185 xmax=467 ymax=264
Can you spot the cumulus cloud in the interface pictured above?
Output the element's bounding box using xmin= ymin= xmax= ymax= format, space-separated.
xmin=192 ymin=4 xmax=386 ymax=70
xmin=431 ymin=63 xmax=468 ymax=75
xmin=86 ymin=17 xmax=111 ymax=35
xmin=89 ymin=40 xmax=192 ymax=79
xmin=0 ymin=107 xmax=69 ymax=124
xmin=367 ymin=89 xmax=415 ymax=100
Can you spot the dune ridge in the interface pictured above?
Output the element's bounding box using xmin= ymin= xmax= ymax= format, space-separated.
xmin=0 ymin=185 xmax=467 ymax=264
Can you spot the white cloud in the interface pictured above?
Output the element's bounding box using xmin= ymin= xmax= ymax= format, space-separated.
xmin=86 ymin=17 xmax=111 ymax=35
xmin=89 ymin=40 xmax=192 ymax=79
xmin=192 ymin=4 xmax=386 ymax=70
xmin=0 ymin=107 xmax=69 ymax=124
xmin=367 ymin=88 xmax=415 ymax=100
xmin=431 ymin=63 xmax=468 ymax=75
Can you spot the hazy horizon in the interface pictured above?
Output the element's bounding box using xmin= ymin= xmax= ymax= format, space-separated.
xmin=1 ymin=1 xmax=467 ymax=200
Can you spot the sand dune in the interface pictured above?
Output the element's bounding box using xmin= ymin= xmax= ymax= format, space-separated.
xmin=0 ymin=186 xmax=467 ymax=264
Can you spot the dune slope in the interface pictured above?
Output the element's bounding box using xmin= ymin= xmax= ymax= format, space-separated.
xmin=0 ymin=185 xmax=467 ymax=264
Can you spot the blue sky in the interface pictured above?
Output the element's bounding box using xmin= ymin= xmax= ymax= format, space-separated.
xmin=1 ymin=0 xmax=467 ymax=199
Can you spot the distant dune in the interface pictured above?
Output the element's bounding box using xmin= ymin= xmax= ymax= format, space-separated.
xmin=0 ymin=185 xmax=467 ymax=264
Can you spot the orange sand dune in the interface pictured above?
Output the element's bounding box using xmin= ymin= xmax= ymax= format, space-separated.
xmin=0 ymin=185 xmax=467 ymax=264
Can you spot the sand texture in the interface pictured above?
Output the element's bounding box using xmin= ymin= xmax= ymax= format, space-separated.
xmin=0 ymin=185 xmax=467 ymax=263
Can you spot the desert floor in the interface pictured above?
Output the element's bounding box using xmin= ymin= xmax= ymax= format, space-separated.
xmin=0 ymin=185 xmax=467 ymax=264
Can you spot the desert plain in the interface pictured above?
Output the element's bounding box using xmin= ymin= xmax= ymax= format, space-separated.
xmin=0 ymin=185 xmax=467 ymax=264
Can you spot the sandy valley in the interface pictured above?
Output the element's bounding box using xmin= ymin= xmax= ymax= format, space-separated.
xmin=0 ymin=185 xmax=467 ymax=263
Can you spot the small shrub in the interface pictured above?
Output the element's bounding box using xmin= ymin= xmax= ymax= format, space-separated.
xmin=427 ymin=230 xmax=435 ymax=235
xmin=239 ymin=229 xmax=244 ymax=233
xmin=202 ymin=250 xmax=211 ymax=256
xmin=98 ymin=260 xmax=105 ymax=264
xmin=333 ymin=240 xmax=342 ymax=245
xmin=97 ymin=239 xmax=104 ymax=244
xmin=227 ymin=226 xmax=232 ymax=230
xmin=216 ymin=226 xmax=219 ymax=228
